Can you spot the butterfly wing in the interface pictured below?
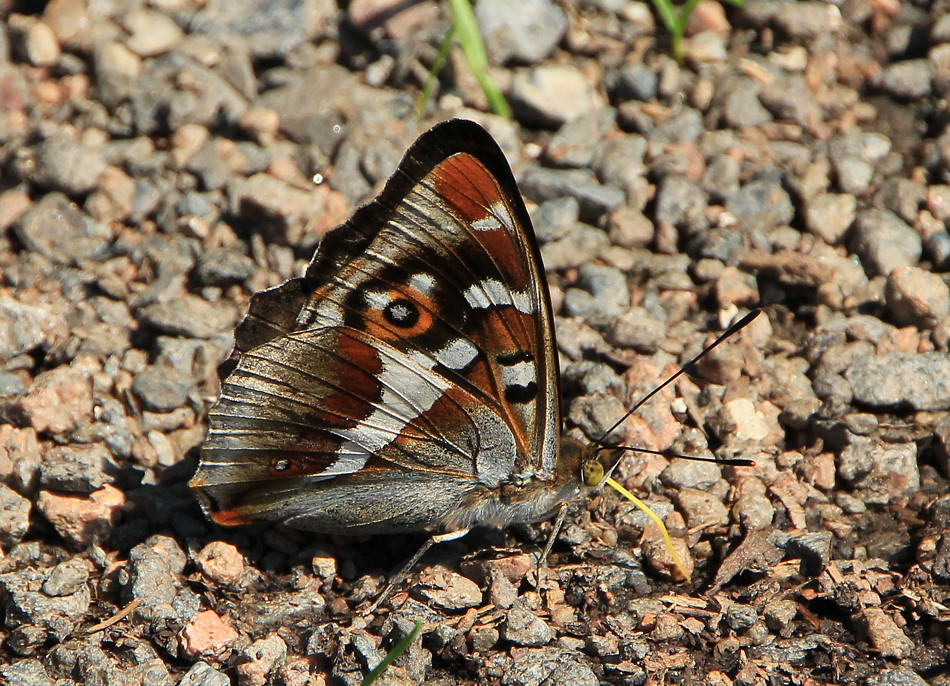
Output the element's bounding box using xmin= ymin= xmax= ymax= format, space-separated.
xmin=191 ymin=120 xmax=562 ymax=533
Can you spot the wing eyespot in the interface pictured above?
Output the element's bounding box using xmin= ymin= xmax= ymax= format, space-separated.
xmin=384 ymin=298 xmax=420 ymax=328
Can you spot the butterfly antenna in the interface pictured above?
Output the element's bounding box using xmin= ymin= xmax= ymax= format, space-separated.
xmin=596 ymin=445 xmax=754 ymax=467
xmin=594 ymin=309 xmax=761 ymax=477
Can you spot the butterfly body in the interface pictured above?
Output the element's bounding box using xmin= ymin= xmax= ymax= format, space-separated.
xmin=190 ymin=119 xmax=592 ymax=539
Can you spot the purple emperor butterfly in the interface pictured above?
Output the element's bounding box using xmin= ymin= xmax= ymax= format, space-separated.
xmin=191 ymin=120 xmax=592 ymax=550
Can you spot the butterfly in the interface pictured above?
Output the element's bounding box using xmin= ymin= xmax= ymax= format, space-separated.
xmin=190 ymin=119 xmax=597 ymax=558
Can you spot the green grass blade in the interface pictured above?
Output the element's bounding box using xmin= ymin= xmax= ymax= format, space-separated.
xmin=650 ymin=0 xmax=746 ymax=64
xmin=361 ymin=619 xmax=423 ymax=686
xmin=417 ymin=26 xmax=456 ymax=119
xmin=650 ymin=0 xmax=681 ymax=34
xmin=446 ymin=0 xmax=511 ymax=118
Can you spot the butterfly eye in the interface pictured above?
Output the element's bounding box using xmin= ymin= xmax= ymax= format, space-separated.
xmin=581 ymin=459 xmax=603 ymax=487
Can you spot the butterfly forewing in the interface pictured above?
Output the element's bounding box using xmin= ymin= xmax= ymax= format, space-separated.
xmin=192 ymin=120 xmax=563 ymax=534
xmin=299 ymin=150 xmax=558 ymax=476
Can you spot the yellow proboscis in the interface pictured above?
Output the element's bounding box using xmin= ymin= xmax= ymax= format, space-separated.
xmin=582 ymin=460 xmax=691 ymax=582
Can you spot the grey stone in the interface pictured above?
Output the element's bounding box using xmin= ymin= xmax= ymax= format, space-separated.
xmin=40 ymin=443 xmax=117 ymax=493
xmin=14 ymin=194 xmax=112 ymax=265
xmin=660 ymin=458 xmax=721 ymax=490
xmin=126 ymin=537 xmax=200 ymax=625
xmin=605 ymin=307 xmax=666 ymax=352
xmin=873 ymin=59 xmax=934 ymax=99
xmin=571 ymin=263 xmax=629 ymax=311
xmin=0 ymin=372 xmax=27 ymax=396
xmin=686 ymin=30 xmax=727 ymax=63
xmin=186 ymin=141 xmax=231 ymax=191
xmin=236 ymin=634 xmax=288 ymax=678
xmin=725 ymin=603 xmax=758 ymax=630
xmin=6 ymin=623 xmax=48 ymax=657
xmin=41 ymin=559 xmax=90 ymax=597
xmin=178 ymin=662 xmax=231 ymax=686
xmin=655 ymin=175 xmax=707 ymax=230
xmin=732 ymin=489 xmax=775 ymax=530
xmin=561 ymin=361 xmax=625 ymax=397
xmin=217 ymin=43 xmax=258 ymax=99
xmin=31 ymin=135 xmax=107 ymax=196
xmin=409 ymin=568 xmax=482 ymax=611
xmin=470 ymin=624 xmax=500 ymax=652
xmin=829 ymin=132 xmax=892 ymax=161
xmin=500 ymin=606 xmax=555 ymax=646
xmin=194 ymin=248 xmax=257 ymax=286
xmin=544 ymin=108 xmax=614 ymax=168
xmin=804 ymin=193 xmax=856 ymax=244
xmin=520 ymin=167 xmax=625 ymax=223
xmin=0 ymin=294 xmax=69 ymax=362
xmin=594 ymin=134 xmax=648 ymax=199
xmin=137 ymin=295 xmax=237 ymax=339
xmin=772 ymin=1 xmax=843 ymax=39
xmin=927 ymin=232 xmax=950 ymax=270
xmin=829 ymin=132 xmax=891 ymax=195
xmin=122 ymin=9 xmax=184 ymax=57
xmin=676 ymin=487 xmax=729 ymax=529
xmin=726 ymin=177 xmax=794 ymax=232
xmin=607 ymin=206 xmax=654 ymax=248
xmin=720 ymin=78 xmax=771 ymax=128
xmin=812 ymin=371 xmax=853 ymax=406
xmin=786 ymin=530 xmax=833 ymax=573
xmin=868 ymin=668 xmax=930 ymax=686
xmin=934 ymin=14 xmax=950 ymax=44
xmin=475 ymin=0 xmax=567 ymax=65
xmin=237 ymin=172 xmax=330 ymax=246
xmin=193 ymin=0 xmax=336 ymax=59
xmin=132 ymin=364 xmax=193 ymax=413
xmin=702 ymin=154 xmax=741 ymax=201
xmin=651 ymin=107 xmax=705 ymax=144
xmin=838 ymin=435 xmax=920 ymax=505
xmin=567 ymin=393 xmax=626 ymax=444
xmin=850 ymin=209 xmax=921 ymax=276
xmin=0 ymin=483 xmax=31 ymax=547
xmin=257 ymin=66 xmax=372 ymax=151
xmin=875 ymin=178 xmax=926 ymax=223
xmin=0 ymin=658 xmax=54 ymax=686
xmin=349 ymin=630 xmax=385 ymax=673
xmin=0 ymin=567 xmax=92 ymax=640
xmin=532 ymin=196 xmax=579 ymax=243
xmin=509 ymin=65 xmax=600 ymax=129
xmin=836 ymin=492 xmax=869 ymax=514
xmin=504 ymin=647 xmax=598 ymax=686
xmin=759 ymin=74 xmax=821 ymax=127
xmin=833 ymin=156 xmax=874 ymax=195
xmin=611 ymin=62 xmax=658 ymax=101
xmin=239 ymin=588 xmax=327 ymax=630
xmin=764 ymin=599 xmax=799 ymax=632
xmin=885 ymin=266 xmax=950 ymax=327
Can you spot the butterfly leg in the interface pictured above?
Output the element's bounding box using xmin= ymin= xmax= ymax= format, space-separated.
xmin=362 ymin=528 xmax=472 ymax=615
xmin=539 ymin=501 xmax=570 ymax=567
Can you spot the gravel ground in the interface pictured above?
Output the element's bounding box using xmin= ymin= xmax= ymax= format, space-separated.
xmin=1 ymin=0 xmax=949 ymax=684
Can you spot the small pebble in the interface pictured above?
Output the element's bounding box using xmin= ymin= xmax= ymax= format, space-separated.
xmin=510 ymin=65 xmax=601 ymax=128
xmin=805 ymin=193 xmax=856 ymax=244
xmin=885 ymin=266 xmax=950 ymax=327
xmin=500 ymin=606 xmax=555 ymax=646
